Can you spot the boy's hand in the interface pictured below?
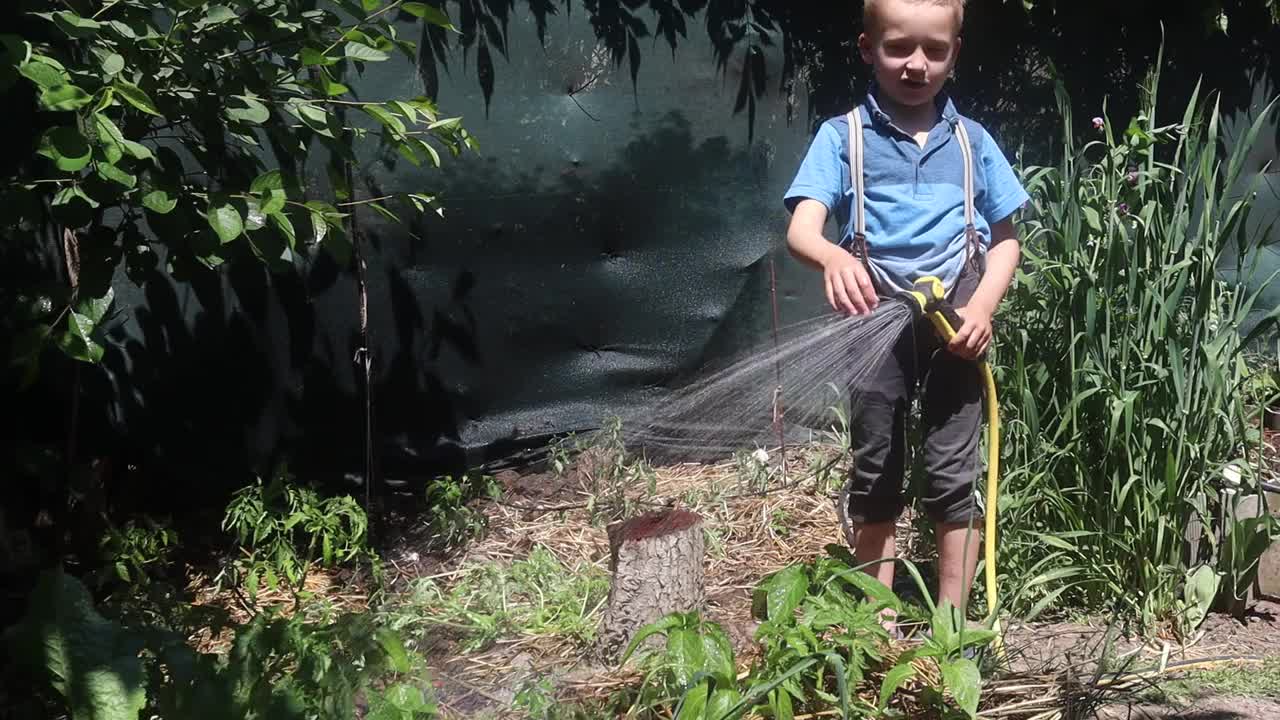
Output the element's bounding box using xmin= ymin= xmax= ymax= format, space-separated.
xmin=822 ymin=247 xmax=879 ymax=316
xmin=949 ymin=305 xmax=992 ymax=359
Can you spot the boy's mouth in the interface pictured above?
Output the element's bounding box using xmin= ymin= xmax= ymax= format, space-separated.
xmin=901 ymin=77 xmax=929 ymax=89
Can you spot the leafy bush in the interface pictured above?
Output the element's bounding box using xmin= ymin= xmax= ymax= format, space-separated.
xmin=4 ymin=0 xmax=472 ymax=382
xmin=622 ymin=547 xmax=996 ymax=719
xmin=96 ymin=517 xmax=178 ymax=589
xmin=999 ymin=58 xmax=1280 ymax=630
xmin=5 ymin=568 xmax=436 ymax=720
xmin=219 ymin=464 xmax=372 ymax=603
xmin=424 ymin=473 xmax=500 ymax=551
xmin=551 ymin=417 xmax=658 ymax=524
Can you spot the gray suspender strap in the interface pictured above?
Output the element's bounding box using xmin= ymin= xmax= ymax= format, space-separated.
xmin=953 ymin=118 xmax=981 ymax=271
xmin=845 ymin=109 xmax=980 ymax=274
xmin=844 ymin=110 xmax=865 ymax=245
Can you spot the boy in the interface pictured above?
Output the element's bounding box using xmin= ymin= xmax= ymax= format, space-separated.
xmin=783 ymin=0 xmax=1028 ymax=625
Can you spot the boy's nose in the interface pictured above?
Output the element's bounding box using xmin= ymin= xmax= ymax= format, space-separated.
xmin=905 ymin=50 xmax=928 ymax=73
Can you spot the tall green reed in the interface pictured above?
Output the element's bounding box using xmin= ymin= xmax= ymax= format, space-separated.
xmin=997 ymin=56 xmax=1278 ymax=631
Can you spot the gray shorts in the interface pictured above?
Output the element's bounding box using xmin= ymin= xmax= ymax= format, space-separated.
xmin=845 ymin=267 xmax=984 ymax=526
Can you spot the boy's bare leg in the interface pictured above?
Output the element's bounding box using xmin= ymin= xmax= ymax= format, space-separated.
xmin=936 ymin=522 xmax=982 ymax=614
xmin=855 ymin=521 xmax=897 ymax=630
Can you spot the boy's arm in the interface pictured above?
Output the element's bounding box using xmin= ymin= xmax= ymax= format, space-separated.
xmin=951 ymin=217 xmax=1020 ymax=359
xmin=787 ymin=199 xmax=880 ymax=316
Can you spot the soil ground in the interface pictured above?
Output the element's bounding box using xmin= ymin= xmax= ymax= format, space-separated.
xmin=363 ymin=448 xmax=1280 ymax=720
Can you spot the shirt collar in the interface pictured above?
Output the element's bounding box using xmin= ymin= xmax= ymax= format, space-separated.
xmin=863 ymin=81 xmax=960 ymax=130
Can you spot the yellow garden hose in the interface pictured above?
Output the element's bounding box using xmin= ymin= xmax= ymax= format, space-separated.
xmin=980 ymin=359 xmax=1002 ymax=655
xmin=902 ymin=276 xmax=1002 ymax=654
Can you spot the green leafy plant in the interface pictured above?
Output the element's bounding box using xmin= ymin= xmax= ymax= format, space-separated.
xmin=998 ymin=53 xmax=1280 ymax=630
xmin=1217 ymin=498 xmax=1280 ymax=612
xmin=425 ymin=473 xmax=500 ymax=551
xmin=620 ymin=612 xmax=742 ymax=720
xmin=551 ymin=417 xmax=658 ymax=524
xmin=382 ymin=544 xmax=609 ymax=653
xmin=219 ymin=464 xmax=371 ymax=604
xmin=96 ymin=517 xmax=178 ymax=588
xmin=5 ymin=0 xmax=473 ymax=383
xmin=733 ymin=447 xmax=776 ymax=494
xmin=5 ymin=569 xmax=147 ymax=720
xmin=623 ymin=547 xmax=994 ymax=720
xmin=5 ymin=568 xmax=436 ymax=720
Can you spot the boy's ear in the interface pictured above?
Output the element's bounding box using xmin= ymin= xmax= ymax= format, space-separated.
xmin=857 ymin=32 xmax=873 ymax=64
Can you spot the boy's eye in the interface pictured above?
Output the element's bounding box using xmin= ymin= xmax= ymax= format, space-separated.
xmin=884 ymin=41 xmax=914 ymax=57
xmin=925 ymin=43 xmax=951 ymax=61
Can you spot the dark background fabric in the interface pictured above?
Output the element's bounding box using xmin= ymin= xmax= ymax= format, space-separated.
xmin=5 ymin=1 xmax=1278 ymax=492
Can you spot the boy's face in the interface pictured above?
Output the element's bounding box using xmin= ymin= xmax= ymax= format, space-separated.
xmin=858 ymin=0 xmax=961 ymax=112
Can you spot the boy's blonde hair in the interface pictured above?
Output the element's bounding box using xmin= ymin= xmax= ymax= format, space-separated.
xmin=863 ymin=0 xmax=966 ymax=34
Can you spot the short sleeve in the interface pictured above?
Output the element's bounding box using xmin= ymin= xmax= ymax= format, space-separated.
xmin=783 ymin=121 xmax=845 ymax=214
xmin=977 ymin=128 xmax=1030 ymax=225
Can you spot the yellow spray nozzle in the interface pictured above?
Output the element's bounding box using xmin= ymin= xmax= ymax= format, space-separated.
xmin=913 ymin=276 xmax=946 ymax=305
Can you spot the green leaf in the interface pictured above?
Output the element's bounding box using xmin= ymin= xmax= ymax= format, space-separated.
xmin=296 ymin=103 xmax=329 ymax=130
xmin=78 ymin=290 xmax=114 ymax=328
xmin=269 ymin=212 xmax=296 ymax=249
xmin=675 ymin=681 xmax=709 ymax=720
xmin=309 ymin=207 xmax=328 ymax=246
xmin=96 ymin=163 xmax=136 ymax=189
xmin=751 ymin=565 xmax=808 ymax=623
xmin=939 ymin=657 xmax=982 ymax=718
xmin=142 ymin=190 xmax=177 ymax=214
xmin=375 ymin=629 xmax=411 ymax=673
xmin=668 ymin=628 xmax=705 ymax=686
xmin=300 ymin=47 xmax=338 ymax=66
xmin=620 ymin=613 xmax=682 ymax=665
xmin=835 ymin=568 xmax=901 ymax=612
xmin=344 ymin=41 xmax=389 ymax=62
xmin=45 ymin=10 xmax=104 ymax=38
xmin=700 ymin=626 xmax=735 ymax=683
xmin=250 ymin=170 xmax=284 ymax=193
xmin=41 ymin=83 xmax=93 ymax=112
xmin=227 ymin=95 xmax=270 ymax=125
xmin=94 ymin=113 xmax=126 ymax=164
xmin=930 ymin=599 xmax=959 ymax=651
xmin=260 ymin=189 xmax=286 ymax=215
xmin=364 ymin=104 xmax=406 ymax=135
xmin=402 ymin=3 xmax=454 ymax=29
xmin=121 ymin=140 xmax=153 ymax=162
xmin=208 ymin=199 xmax=243 ymax=243
xmin=56 ymin=288 xmax=113 ymax=364
xmin=878 ymin=662 xmax=915 ymax=710
xmin=114 ymin=81 xmax=161 ymax=116
xmin=19 ymin=58 xmax=66 ymax=89
xmin=37 ymin=127 xmax=92 ymax=171
xmin=707 ymin=687 xmax=742 ymax=720
xmin=5 ymin=569 xmax=146 ymax=719
xmin=315 ymin=73 xmax=350 ymax=97
xmin=51 ymin=185 xmax=98 ymax=226
xmin=196 ymin=4 xmax=239 ymax=28
xmin=99 ymin=52 xmax=124 ymax=76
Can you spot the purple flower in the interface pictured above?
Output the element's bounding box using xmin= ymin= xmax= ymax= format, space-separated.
xmin=1092 ymin=117 xmax=1105 ymax=130
xmin=1117 ymin=202 xmax=1130 ymax=216
xmin=1126 ymin=171 xmax=1139 ymax=185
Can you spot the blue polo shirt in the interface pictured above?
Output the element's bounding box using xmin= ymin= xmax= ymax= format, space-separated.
xmin=784 ymin=90 xmax=1029 ymax=294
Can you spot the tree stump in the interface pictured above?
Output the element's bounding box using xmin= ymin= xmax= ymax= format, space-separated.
xmin=597 ymin=509 xmax=705 ymax=661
